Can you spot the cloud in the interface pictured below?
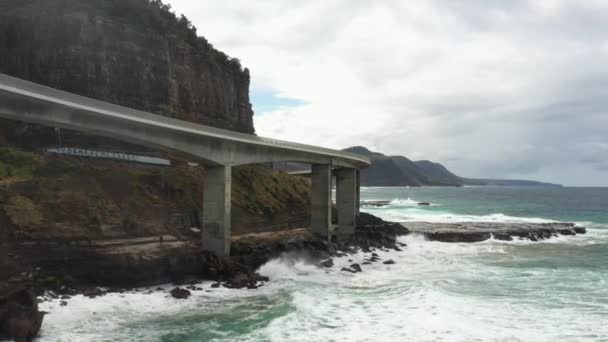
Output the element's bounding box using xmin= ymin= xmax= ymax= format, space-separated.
xmin=167 ymin=0 xmax=608 ymax=186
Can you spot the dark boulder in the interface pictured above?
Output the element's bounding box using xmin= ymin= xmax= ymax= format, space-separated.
xmin=83 ymin=287 xmax=105 ymax=299
xmin=382 ymin=259 xmax=395 ymax=265
xmin=170 ymin=288 xmax=191 ymax=299
xmin=574 ymin=227 xmax=587 ymax=234
xmin=557 ymin=229 xmax=575 ymax=236
xmin=418 ymin=202 xmax=431 ymax=206
xmin=0 ymin=289 xmax=45 ymax=342
xmin=340 ymin=263 xmax=363 ymax=273
xmin=319 ymin=259 xmax=334 ymax=268
xmin=350 ymin=264 xmax=362 ymax=273
xmin=223 ymin=272 xmax=268 ymax=290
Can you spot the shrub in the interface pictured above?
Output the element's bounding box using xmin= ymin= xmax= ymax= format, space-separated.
xmin=4 ymin=195 xmax=43 ymax=227
xmin=0 ymin=147 xmax=43 ymax=180
xmin=54 ymin=191 xmax=92 ymax=223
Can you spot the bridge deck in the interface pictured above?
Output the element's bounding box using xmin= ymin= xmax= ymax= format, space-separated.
xmin=0 ymin=73 xmax=369 ymax=168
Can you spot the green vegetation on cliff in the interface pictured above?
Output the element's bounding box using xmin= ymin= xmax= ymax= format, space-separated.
xmin=0 ymin=147 xmax=311 ymax=239
xmin=233 ymin=165 xmax=310 ymax=217
xmin=0 ymin=147 xmax=42 ymax=180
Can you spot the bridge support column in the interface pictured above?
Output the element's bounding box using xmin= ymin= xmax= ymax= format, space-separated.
xmin=336 ymin=168 xmax=357 ymax=238
xmin=310 ymin=164 xmax=332 ymax=240
xmin=356 ymin=169 xmax=361 ymax=215
xmin=202 ymin=165 xmax=231 ymax=256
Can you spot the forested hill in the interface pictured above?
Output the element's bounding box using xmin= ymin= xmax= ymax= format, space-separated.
xmin=344 ymin=146 xmax=561 ymax=187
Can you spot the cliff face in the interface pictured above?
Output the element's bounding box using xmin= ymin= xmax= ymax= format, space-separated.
xmin=0 ymin=0 xmax=254 ymax=138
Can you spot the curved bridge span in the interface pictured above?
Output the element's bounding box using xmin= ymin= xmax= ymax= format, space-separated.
xmin=0 ymin=73 xmax=370 ymax=256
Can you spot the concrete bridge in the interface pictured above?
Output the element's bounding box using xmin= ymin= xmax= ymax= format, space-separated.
xmin=0 ymin=73 xmax=370 ymax=256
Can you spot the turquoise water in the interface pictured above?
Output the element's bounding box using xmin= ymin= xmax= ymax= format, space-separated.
xmin=362 ymin=186 xmax=608 ymax=225
xmin=36 ymin=187 xmax=608 ymax=342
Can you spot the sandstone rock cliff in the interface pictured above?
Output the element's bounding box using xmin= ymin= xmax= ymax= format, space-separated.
xmin=0 ymin=0 xmax=254 ymax=144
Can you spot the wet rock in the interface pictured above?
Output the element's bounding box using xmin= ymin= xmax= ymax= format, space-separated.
xmin=404 ymin=222 xmax=586 ymax=243
xmin=493 ymin=233 xmax=513 ymax=241
xmin=574 ymin=227 xmax=586 ymax=234
xmin=418 ymin=202 xmax=431 ymax=206
xmin=360 ymin=200 xmax=391 ymax=207
xmin=60 ymin=301 xmax=68 ymax=307
xmin=350 ymin=264 xmax=362 ymax=273
xmin=223 ymin=272 xmax=268 ymax=290
xmin=319 ymin=259 xmax=334 ymax=268
xmin=226 ymin=273 xmax=251 ymax=289
xmin=83 ymin=287 xmax=105 ymax=299
xmin=170 ymin=288 xmax=191 ymax=299
xmin=0 ymin=289 xmax=45 ymax=342
xmin=210 ymin=282 xmax=221 ymax=288
xmin=382 ymin=259 xmax=395 ymax=265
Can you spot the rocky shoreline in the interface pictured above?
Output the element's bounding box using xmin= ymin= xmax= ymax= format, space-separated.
xmin=0 ymin=214 xmax=587 ymax=341
xmin=0 ymin=213 xmax=406 ymax=341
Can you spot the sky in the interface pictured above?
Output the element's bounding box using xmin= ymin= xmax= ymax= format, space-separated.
xmin=167 ymin=0 xmax=608 ymax=186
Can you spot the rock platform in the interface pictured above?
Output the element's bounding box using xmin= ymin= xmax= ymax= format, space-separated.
xmin=403 ymin=222 xmax=586 ymax=242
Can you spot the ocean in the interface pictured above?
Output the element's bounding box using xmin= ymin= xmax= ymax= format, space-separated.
xmin=36 ymin=186 xmax=608 ymax=342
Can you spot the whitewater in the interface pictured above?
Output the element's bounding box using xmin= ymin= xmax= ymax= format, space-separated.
xmin=34 ymin=186 xmax=608 ymax=342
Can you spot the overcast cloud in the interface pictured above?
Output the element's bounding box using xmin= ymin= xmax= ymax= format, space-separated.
xmin=167 ymin=0 xmax=608 ymax=186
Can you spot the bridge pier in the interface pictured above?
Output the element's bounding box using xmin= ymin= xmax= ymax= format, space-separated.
xmin=310 ymin=164 xmax=332 ymax=240
xmin=202 ymin=165 xmax=232 ymax=256
xmin=335 ymin=168 xmax=357 ymax=238
xmin=356 ymin=169 xmax=361 ymax=215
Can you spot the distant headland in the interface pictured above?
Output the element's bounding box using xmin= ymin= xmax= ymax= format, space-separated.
xmin=342 ymin=146 xmax=561 ymax=187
